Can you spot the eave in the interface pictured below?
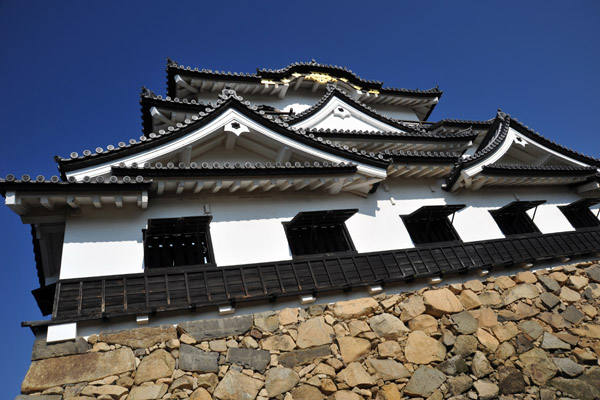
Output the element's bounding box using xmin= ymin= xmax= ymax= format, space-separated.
xmin=481 ymin=164 xmax=598 ymax=177
xmin=111 ymin=163 xmax=358 ymax=178
xmin=0 ymin=177 xmax=151 ymax=216
xmin=110 ymin=164 xmax=380 ymax=196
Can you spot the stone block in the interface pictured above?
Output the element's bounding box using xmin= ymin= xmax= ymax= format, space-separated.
xmin=213 ymin=370 xmax=263 ymax=400
xmin=226 ymin=347 xmax=270 ymax=372
xmin=99 ymin=325 xmax=176 ymax=349
xmin=404 ymin=366 xmax=446 ymax=397
xmin=178 ymin=315 xmax=253 ymax=341
xmin=22 ymin=347 xmax=135 ymax=393
xmin=179 ymin=344 xmax=219 ymax=373
xmin=279 ymin=345 xmax=331 ymax=368
xmin=31 ymin=337 xmax=90 ymax=361
xmin=128 ymin=384 xmax=168 ymax=400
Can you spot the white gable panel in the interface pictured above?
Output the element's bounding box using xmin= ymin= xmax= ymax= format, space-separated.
xmin=465 ymin=128 xmax=595 ymax=180
xmin=291 ymin=97 xmax=405 ymax=133
xmin=312 ymin=113 xmax=386 ymax=131
xmin=189 ymin=146 xmax=272 ymax=165
xmin=508 ymin=131 xmax=592 ymax=167
xmin=66 ymin=109 xmax=387 ymax=181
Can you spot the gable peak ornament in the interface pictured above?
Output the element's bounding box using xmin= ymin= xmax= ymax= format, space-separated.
xmin=224 ymin=120 xmax=249 ymax=136
xmin=305 ymin=72 xmax=337 ymax=85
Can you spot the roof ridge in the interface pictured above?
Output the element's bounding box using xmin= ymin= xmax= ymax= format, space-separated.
xmin=383 ymin=148 xmax=461 ymax=158
xmin=1 ymin=174 xmax=150 ymax=184
xmin=257 ymin=60 xmax=382 ymax=85
xmin=167 ymin=59 xmax=260 ymax=78
xmin=464 ymin=111 xmax=511 ymax=164
xmin=427 ymin=117 xmax=495 ymax=132
xmin=484 ymin=163 xmax=598 ymax=171
xmin=309 ymin=127 xmax=477 ymax=139
xmin=113 ymin=160 xmax=356 ymax=170
xmin=140 ymin=88 xmax=208 ymax=106
xmin=438 ymin=118 xmax=494 ymax=124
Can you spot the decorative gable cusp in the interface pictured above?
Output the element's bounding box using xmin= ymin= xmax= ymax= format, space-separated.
xmin=224 ymin=120 xmax=249 ymax=136
xmin=333 ymin=106 xmax=351 ymax=119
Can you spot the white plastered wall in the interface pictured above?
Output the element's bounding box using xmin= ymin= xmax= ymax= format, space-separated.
xmin=59 ymin=181 xmax=585 ymax=280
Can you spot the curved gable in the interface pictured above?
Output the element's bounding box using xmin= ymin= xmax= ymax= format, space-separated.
xmin=58 ymin=90 xmax=389 ymax=181
xmin=288 ymin=87 xmax=423 ymax=133
xmin=445 ymin=112 xmax=600 ymax=191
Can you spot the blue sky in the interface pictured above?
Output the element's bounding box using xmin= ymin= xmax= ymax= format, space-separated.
xmin=1 ymin=0 xmax=599 ymax=395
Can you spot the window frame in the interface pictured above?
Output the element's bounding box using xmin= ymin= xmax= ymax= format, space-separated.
xmin=489 ymin=200 xmax=545 ymax=238
xmin=558 ymin=198 xmax=600 ymax=230
xmin=283 ymin=209 xmax=358 ymax=258
xmin=142 ymin=216 xmax=215 ymax=270
xmin=400 ymin=205 xmax=465 ymax=246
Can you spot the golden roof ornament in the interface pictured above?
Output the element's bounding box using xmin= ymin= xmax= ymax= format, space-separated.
xmin=304 ymin=72 xmax=337 ymax=84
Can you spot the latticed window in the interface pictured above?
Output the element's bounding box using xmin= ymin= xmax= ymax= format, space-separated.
xmin=284 ymin=209 xmax=357 ymax=256
xmin=559 ymin=198 xmax=600 ymax=229
xmin=143 ymin=216 xmax=213 ymax=269
xmin=490 ymin=200 xmax=544 ymax=236
xmin=401 ymin=205 xmax=465 ymax=245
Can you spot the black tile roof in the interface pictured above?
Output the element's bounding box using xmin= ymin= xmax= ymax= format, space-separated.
xmin=382 ymin=149 xmax=462 ymax=164
xmin=310 ymin=127 xmax=478 ymax=142
xmin=166 ymin=59 xmax=442 ymax=100
xmin=444 ymin=112 xmax=514 ymax=189
xmin=0 ymin=174 xmax=151 ymax=195
xmin=481 ymin=164 xmax=598 ymax=177
xmin=427 ymin=118 xmax=494 ymax=131
xmin=140 ymin=88 xmax=209 ymax=135
xmin=56 ymin=88 xmax=390 ymax=173
xmin=166 ymin=58 xmax=261 ymax=97
xmin=111 ymin=162 xmax=358 ymax=178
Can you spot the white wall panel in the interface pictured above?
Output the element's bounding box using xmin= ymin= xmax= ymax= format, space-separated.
xmin=59 ymin=183 xmax=585 ymax=280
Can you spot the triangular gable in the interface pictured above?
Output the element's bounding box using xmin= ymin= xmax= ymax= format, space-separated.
xmin=288 ymin=87 xmax=422 ymax=133
xmin=58 ymin=89 xmax=388 ymax=182
xmin=445 ymin=112 xmax=600 ymax=191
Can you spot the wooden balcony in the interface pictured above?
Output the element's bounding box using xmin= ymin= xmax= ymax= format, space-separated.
xmin=27 ymin=228 xmax=600 ymax=326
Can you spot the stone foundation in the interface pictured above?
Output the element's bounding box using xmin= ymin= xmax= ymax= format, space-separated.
xmin=17 ymin=261 xmax=600 ymax=400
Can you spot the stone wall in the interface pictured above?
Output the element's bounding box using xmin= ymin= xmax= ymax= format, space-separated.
xmin=17 ymin=262 xmax=600 ymax=400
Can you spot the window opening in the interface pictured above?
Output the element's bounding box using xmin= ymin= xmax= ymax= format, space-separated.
xmin=284 ymin=209 xmax=357 ymax=256
xmin=559 ymin=198 xmax=600 ymax=229
xmin=143 ymin=216 xmax=213 ymax=269
xmin=490 ymin=200 xmax=545 ymax=236
xmin=401 ymin=205 xmax=465 ymax=245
